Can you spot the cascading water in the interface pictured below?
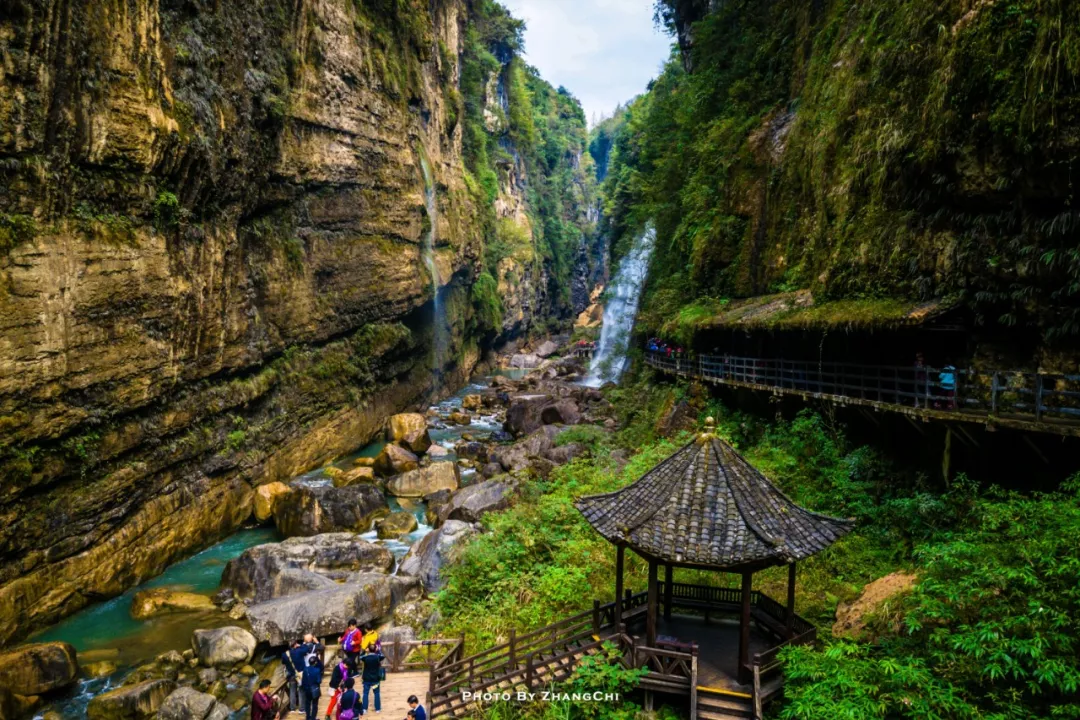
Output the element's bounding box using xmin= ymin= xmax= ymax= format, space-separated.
xmin=583 ymin=224 xmax=656 ymax=387
xmin=419 ymin=150 xmax=448 ymax=375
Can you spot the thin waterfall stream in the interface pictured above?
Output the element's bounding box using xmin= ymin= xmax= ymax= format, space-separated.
xmin=419 ymin=151 xmax=448 ymax=376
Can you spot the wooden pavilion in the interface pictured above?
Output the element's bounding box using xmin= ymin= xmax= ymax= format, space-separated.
xmin=574 ymin=419 xmax=854 ymax=716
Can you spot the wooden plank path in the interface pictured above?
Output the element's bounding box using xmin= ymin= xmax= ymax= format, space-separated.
xmin=308 ymin=648 xmax=428 ymax=720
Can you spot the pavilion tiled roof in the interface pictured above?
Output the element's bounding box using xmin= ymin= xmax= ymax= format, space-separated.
xmin=575 ymin=430 xmax=854 ymax=570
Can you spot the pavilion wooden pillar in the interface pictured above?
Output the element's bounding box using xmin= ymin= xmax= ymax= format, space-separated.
xmin=646 ymin=560 xmax=659 ymax=647
xmin=663 ymin=564 xmax=674 ymax=621
xmin=614 ymin=545 xmax=625 ymax=633
xmin=786 ymin=562 xmax=797 ymax=637
xmin=738 ymin=571 xmax=753 ymax=684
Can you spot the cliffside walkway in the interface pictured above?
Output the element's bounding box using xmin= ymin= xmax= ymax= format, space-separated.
xmin=644 ymin=351 xmax=1080 ymax=437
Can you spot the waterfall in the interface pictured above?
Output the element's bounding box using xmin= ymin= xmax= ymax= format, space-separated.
xmin=419 ymin=151 xmax=448 ymax=374
xmin=582 ymin=224 xmax=656 ymax=387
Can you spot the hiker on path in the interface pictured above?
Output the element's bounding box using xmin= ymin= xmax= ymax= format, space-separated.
xmin=251 ymin=679 xmax=276 ymax=720
xmin=300 ymin=655 xmax=324 ymax=720
xmin=341 ymin=618 xmax=363 ymax=667
xmin=285 ymin=639 xmax=306 ymax=712
xmin=326 ymin=655 xmax=357 ymax=720
xmin=337 ymin=678 xmax=362 ymax=720
xmin=359 ymin=647 xmax=386 ymax=713
xmin=360 ymin=624 xmax=380 ymax=652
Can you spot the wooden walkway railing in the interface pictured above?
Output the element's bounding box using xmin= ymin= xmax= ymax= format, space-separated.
xmin=645 ymin=351 xmax=1080 ymax=435
xmin=428 ymin=583 xmax=816 ymax=719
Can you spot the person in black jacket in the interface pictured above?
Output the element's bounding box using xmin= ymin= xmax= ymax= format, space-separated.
xmin=283 ymin=639 xmax=303 ymax=711
xmin=337 ymin=678 xmax=362 ymax=720
xmin=358 ymin=648 xmax=385 ymax=713
xmin=300 ymin=655 xmax=324 ymax=720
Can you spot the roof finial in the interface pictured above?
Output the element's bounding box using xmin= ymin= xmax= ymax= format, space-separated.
xmin=698 ymin=416 xmax=717 ymax=444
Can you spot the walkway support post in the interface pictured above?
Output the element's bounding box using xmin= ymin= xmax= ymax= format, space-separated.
xmin=663 ymin=564 xmax=674 ymax=621
xmin=646 ymin=559 xmax=659 ymax=647
xmin=786 ymin=562 xmax=797 ymax=637
xmin=739 ymin=571 xmax=753 ymax=684
xmin=614 ymin=545 xmax=625 ymax=633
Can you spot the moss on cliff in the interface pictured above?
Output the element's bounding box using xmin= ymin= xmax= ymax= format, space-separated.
xmin=605 ymin=0 xmax=1080 ymax=347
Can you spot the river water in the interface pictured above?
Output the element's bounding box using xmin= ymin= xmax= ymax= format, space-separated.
xmin=583 ymin=225 xmax=655 ymax=387
xmin=27 ymin=370 xmax=522 ymax=718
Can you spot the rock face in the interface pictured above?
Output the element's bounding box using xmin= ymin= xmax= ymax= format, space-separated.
xmin=87 ymin=679 xmax=176 ymax=719
xmin=0 ymin=642 xmax=78 ymax=695
xmin=130 ymin=589 xmax=215 ymax=619
xmin=191 ymin=627 xmax=257 ymax=668
xmin=0 ymin=0 xmax=599 ymax=644
xmin=386 ymin=463 xmax=460 ymax=498
xmin=254 ymin=482 xmax=292 ymax=522
xmin=438 ymin=481 xmax=515 ymax=524
xmin=377 ymin=512 xmax=420 ymax=538
xmin=399 ymin=520 xmax=478 ymax=592
xmin=222 ymin=534 xmax=394 ymax=603
xmin=246 ymin=574 xmax=394 ymax=645
xmin=157 ymin=687 xmax=231 ymax=720
xmin=374 ymin=444 xmax=421 ymax=477
xmin=273 ymin=485 xmax=389 ymax=537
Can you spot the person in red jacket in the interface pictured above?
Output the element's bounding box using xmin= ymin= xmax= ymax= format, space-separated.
xmin=251 ymin=679 xmax=276 ymax=720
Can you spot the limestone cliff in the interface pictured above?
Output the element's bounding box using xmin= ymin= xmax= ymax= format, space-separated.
xmin=0 ymin=0 xmax=592 ymax=644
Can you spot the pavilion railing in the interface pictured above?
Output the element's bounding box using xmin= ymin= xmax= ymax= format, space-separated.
xmin=645 ymin=352 xmax=1080 ymax=426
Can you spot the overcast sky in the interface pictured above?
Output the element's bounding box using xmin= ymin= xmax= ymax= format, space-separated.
xmin=498 ymin=0 xmax=673 ymax=126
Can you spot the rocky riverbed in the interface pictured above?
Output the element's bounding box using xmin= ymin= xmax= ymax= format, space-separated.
xmin=6 ymin=343 xmax=618 ymax=720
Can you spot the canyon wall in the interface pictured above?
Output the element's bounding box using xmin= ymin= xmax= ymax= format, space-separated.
xmin=0 ymin=0 xmax=595 ymax=644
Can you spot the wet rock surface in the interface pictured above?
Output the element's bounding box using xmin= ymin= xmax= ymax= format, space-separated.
xmin=273 ymin=484 xmax=389 ymax=537
xmin=130 ymin=589 xmax=215 ymax=619
xmin=87 ymin=678 xmax=176 ymax=719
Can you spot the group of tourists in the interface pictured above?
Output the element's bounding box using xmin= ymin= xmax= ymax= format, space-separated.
xmin=646 ymin=338 xmax=685 ymax=358
xmin=250 ymin=620 xmax=425 ymax=720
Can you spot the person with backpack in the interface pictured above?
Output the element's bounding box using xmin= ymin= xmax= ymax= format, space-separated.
xmin=340 ymin=618 xmax=363 ymax=666
xmin=325 ymin=656 xmax=356 ymax=720
xmin=300 ymin=655 xmax=324 ymax=720
xmin=336 ymin=678 xmax=362 ymax=720
xmin=359 ymin=647 xmax=385 ymax=714
xmin=284 ymin=639 xmax=306 ymax=712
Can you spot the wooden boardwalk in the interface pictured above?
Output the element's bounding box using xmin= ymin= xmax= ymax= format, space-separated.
xmin=284 ymin=647 xmax=429 ymax=720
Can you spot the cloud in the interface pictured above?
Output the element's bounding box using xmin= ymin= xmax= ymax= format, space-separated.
xmin=498 ymin=0 xmax=673 ymax=124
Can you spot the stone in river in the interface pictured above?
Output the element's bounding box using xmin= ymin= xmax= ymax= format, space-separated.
xmin=387 ymin=413 xmax=427 ymax=443
xmin=332 ymin=465 xmax=376 ymax=487
xmin=84 ymin=660 xmax=119 ymax=678
xmin=130 ymin=588 xmax=215 ymax=619
xmin=354 ymin=456 xmax=376 ymax=467
xmin=535 ymin=340 xmax=559 ymax=358
xmin=87 ymin=679 xmax=176 ymax=719
xmin=245 ymin=574 xmax=394 ymax=646
xmin=398 ymin=520 xmax=478 ymax=592
xmin=438 ymin=480 xmax=516 ymax=524
xmin=447 ymin=411 xmax=472 ymax=425
xmin=253 ymin=481 xmax=291 ymax=522
xmin=461 ymin=394 xmax=482 ymax=411
xmin=273 ymin=484 xmax=389 ymax=537
xmin=158 ymin=687 xmax=231 ymax=720
xmin=509 ymin=353 xmax=541 ymax=369
xmin=190 ymin=627 xmax=256 ymax=667
xmin=376 ymin=511 xmax=419 ymax=538
xmin=221 ymin=533 xmax=394 ymax=603
xmin=374 ymin=444 xmax=419 ymax=477
xmin=427 ymin=444 xmax=450 ymax=458
xmin=386 ymin=462 xmax=459 ymax=498
xmin=0 ymin=641 xmax=78 ymax=695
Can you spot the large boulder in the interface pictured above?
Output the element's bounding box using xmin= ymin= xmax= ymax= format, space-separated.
xmin=509 ymin=353 xmax=541 ymax=369
xmin=222 ymin=533 xmax=394 ymax=603
xmin=0 ymin=642 xmax=78 ymax=695
xmin=87 ymin=679 xmax=175 ymax=719
xmin=490 ymin=426 xmax=560 ymax=473
xmin=535 ymin=340 xmax=559 ymax=358
xmin=398 ymin=520 xmax=478 ymax=592
xmin=503 ymin=394 xmax=549 ymax=436
xmin=388 ymin=413 xmax=427 ymax=443
xmin=190 ymin=627 xmax=256 ymax=667
xmin=273 ymin=484 xmax=389 ymax=537
xmin=332 ymin=465 xmax=376 ymax=487
xmin=253 ymin=482 xmax=291 ymax=522
xmin=461 ymin=394 xmax=482 ymax=411
xmin=157 ymin=687 xmax=231 ymax=720
xmin=376 ymin=512 xmax=419 ymax=538
xmin=374 ymin=444 xmax=419 ymax=477
xmin=386 ymin=462 xmax=460 ymax=498
xmin=246 ymin=574 xmax=394 ymax=646
xmin=130 ymin=589 xmax=215 ymax=619
xmin=438 ymin=481 xmax=515 ymax=524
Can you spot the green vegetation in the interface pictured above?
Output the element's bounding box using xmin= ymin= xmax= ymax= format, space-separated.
xmin=602 ymin=0 xmax=1080 ymax=343
xmin=470 ymin=272 xmax=504 ymax=334
xmin=0 ymin=212 xmax=37 ymax=253
xmin=434 ymin=370 xmax=1080 ymax=719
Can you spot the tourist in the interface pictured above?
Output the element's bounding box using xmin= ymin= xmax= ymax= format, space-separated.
xmin=300 ymin=655 xmax=324 ymax=720
xmin=305 ymin=633 xmax=326 ymax=665
xmin=252 ymin=679 xmax=276 ymax=720
xmin=285 ymin=639 xmax=306 ymax=711
xmin=341 ymin=618 xmax=363 ymax=666
xmin=360 ymin=624 xmax=379 ymax=652
xmin=359 ymin=647 xmax=385 ymax=713
xmin=938 ymin=362 xmax=958 ymax=409
xmin=407 ymin=695 xmax=426 ymax=720
xmin=325 ymin=655 xmax=355 ymax=720
xmin=337 ymin=678 xmax=362 ymax=720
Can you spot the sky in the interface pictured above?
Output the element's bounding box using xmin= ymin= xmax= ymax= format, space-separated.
xmin=498 ymin=0 xmax=674 ymax=126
